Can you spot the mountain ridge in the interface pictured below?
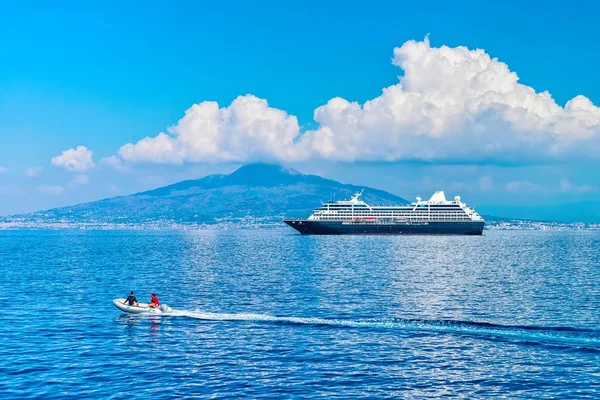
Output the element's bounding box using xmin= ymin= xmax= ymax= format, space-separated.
xmin=4 ymin=163 xmax=598 ymax=227
xmin=8 ymin=164 xmax=409 ymax=225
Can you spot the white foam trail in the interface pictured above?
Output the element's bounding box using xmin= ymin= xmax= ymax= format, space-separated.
xmin=168 ymin=310 xmax=600 ymax=349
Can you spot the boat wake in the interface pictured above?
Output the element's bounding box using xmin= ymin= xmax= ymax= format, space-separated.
xmin=167 ymin=310 xmax=600 ymax=350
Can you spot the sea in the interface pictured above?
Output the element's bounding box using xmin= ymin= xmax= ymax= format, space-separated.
xmin=1 ymin=229 xmax=599 ymax=398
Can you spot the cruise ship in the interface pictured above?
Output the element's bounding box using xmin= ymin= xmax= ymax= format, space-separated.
xmin=284 ymin=191 xmax=484 ymax=235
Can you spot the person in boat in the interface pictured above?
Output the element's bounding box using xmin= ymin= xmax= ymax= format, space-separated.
xmin=124 ymin=291 xmax=139 ymax=306
xmin=148 ymin=293 xmax=160 ymax=308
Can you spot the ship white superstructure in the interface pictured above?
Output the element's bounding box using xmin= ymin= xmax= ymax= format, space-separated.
xmin=307 ymin=191 xmax=483 ymax=223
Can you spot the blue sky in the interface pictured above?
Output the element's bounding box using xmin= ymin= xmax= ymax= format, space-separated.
xmin=1 ymin=0 xmax=599 ymax=215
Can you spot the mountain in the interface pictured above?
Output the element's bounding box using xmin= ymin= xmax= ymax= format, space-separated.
xmin=12 ymin=164 xmax=409 ymax=226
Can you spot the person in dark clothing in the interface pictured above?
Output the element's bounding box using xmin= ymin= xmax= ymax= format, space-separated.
xmin=124 ymin=291 xmax=139 ymax=306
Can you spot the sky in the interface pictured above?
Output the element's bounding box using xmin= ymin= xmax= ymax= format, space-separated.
xmin=1 ymin=0 xmax=599 ymax=215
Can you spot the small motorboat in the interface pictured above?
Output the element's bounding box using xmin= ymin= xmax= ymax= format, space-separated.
xmin=113 ymin=298 xmax=173 ymax=314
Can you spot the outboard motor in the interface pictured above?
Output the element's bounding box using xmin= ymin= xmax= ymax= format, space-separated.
xmin=159 ymin=304 xmax=172 ymax=313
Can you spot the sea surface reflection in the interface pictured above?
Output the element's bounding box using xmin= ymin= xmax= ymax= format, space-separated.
xmin=0 ymin=229 xmax=599 ymax=398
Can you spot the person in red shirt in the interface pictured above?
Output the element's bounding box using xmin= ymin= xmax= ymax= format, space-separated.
xmin=148 ymin=293 xmax=160 ymax=308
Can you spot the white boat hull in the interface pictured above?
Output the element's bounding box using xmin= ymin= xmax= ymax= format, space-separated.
xmin=113 ymin=298 xmax=172 ymax=314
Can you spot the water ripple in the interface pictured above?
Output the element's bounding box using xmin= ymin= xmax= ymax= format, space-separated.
xmin=1 ymin=229 xmax=600 ymax=398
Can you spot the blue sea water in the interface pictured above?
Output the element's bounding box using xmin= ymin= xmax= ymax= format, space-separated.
xmin=1 ymin=229 xmax=599 ymax=398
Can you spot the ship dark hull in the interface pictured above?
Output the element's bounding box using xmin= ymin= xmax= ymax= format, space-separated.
xmin=283 ymin=220 xmax=484 ymax=235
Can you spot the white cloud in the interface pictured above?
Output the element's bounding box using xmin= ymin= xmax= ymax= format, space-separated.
xmin=70 ymin=174 xmax=89 ymax=185
xmin=559 ymin=179 xmax=594 ymax=194
xmin=0 ymin=166 xmax=8 ymax=175
xmin=25 ymin=166 xmax=43 ymax=177
xmin=51 ymin=146 xmax=95 ymax=172
xmin=37 ymin=184 xmax=64 ymax=196
xmin=303 ymin=38 xmax=600 ymax=162
xmin=116 ymin=38 xmax=600 ymax=165
xmin=100 ymin=156 xmax=129 ymax=172
xmin=505 ymin=181 xmax=541 ymax=193
xmin=119 ymin=95 xmax=301 ymax=163
xmin=504 ymin=179 xmax=594 ymax=195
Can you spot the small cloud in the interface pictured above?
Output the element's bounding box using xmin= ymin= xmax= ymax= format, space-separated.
xmin=100 ymin=156 xmax=129 ymax=172
xmin=37 ymin=184 xmax=64 ymax=196
xmin=70 ymin=174 xmax=90 ymax=185
xmin=25 ymin=166 xmax=43 ymax=177
xmin=0 ymin=166 xmax=8 ymax=175
xmin=505 ymin=181 xmax=541 ymax=193
xmin=108 ymin=184 xmax=119 ymax=192
xmin=51 ymin=146 xmax=95 ymax=172
xmin=559 ymin=179 xmax=594 ymax=194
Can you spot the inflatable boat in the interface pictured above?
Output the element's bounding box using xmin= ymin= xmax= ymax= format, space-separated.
xmin=113 ymin=298 xmax=173 ymax=314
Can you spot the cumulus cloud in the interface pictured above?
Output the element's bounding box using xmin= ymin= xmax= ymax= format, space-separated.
xmin=37 ymin=184 xmax=64 ymax=196
xmin=119 ymin=95 xmax=301 ymax=163
xmin=51 ymin=146 xmax=95 ymax=172
xmin=117 ymin=38 xmax=600 ymax=164
xmin=0 ymin=166 xmax=8 ymax=175
xmin=25 ymin=166 xmax=43 ymax=177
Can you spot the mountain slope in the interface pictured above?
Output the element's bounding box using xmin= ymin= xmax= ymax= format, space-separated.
xmin=17 ymin=164 xmax=409 ymax=224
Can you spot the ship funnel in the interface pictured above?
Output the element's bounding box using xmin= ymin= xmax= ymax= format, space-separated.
xmin=428 ymin=191 xmax=447 ymax=203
